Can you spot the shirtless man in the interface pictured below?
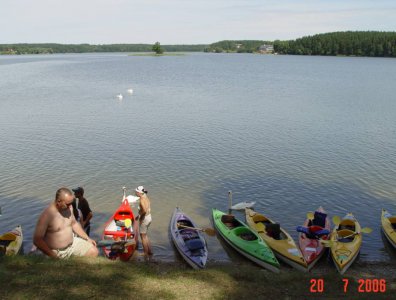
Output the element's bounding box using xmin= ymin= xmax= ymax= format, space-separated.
xmin=33 ymin=187 xmax=98 ymax=259
xmin=135 ymin=185 xmax=153 ymax=258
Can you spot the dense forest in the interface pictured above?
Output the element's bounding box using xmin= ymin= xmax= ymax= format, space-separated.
xmin=1 ymin=32 xmax=396 ymax=57
xmin=273 ymin=31 xmax=396 ymax=57
xmin=204 ymin=40 xmax=271 ymax=53
xmin=0 ymin=43 xmax=207 ymax=54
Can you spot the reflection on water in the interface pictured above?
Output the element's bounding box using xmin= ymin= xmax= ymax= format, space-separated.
xmin=0 ymin=53 xmax=395 ymax=264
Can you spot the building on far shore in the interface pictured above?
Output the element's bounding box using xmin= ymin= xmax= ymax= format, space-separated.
xmin=1 ymin=48 xmax=17 ymax=55
xmin=258 ymin=44 xmax=274 ymax=54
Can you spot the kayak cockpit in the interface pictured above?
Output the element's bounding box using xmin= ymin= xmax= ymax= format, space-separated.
xmin=233 ymin=227 xmax=258 ymax=241
xmin=336 ymin=229 xmax=355 ymax=243
xmin=221 ymin=215 xmax=242 ymax=229
xmin=177 ymin=219 xmax=194 ymax=229
xmin=388 ymin=216 xmax=396 ymax=229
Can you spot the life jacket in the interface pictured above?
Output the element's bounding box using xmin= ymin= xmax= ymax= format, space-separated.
xmin=296 ymin=226 xmax=330 ymax=239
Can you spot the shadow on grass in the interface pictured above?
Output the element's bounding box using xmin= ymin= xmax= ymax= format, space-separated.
xmin=1 ymin=255 xmax=395 ymax=300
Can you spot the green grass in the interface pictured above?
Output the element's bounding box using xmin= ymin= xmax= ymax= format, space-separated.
xmin=0 ymin=256 xmax=395 ymax=299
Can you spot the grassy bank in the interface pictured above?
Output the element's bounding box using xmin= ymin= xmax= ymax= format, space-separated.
xmin=1 ymin=256 xmax=395 ymax=299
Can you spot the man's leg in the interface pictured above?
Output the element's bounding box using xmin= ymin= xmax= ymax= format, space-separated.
xmin=72 ymin=237 xmax=98 ymax=257
xmin=140 ymin=233 xmax=153 ymax=256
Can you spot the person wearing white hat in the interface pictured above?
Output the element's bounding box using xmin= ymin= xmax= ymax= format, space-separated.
xmin=135 ymin=185 xmax=153 ymax=258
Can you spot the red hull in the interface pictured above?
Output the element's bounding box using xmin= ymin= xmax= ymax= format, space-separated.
xmin=101 ymin=199 xmax=139 ymax=261
xmin=298 ymin=207 xmax=331 ymax=269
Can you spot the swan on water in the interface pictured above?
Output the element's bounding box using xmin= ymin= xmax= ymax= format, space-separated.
xmin=127 ymin=88 xmax=134 ymax=94
xmin=116 ymin=94 xmax=123 ymax=100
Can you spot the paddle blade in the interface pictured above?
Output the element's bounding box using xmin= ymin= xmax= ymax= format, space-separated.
xmin=332 ymin=216 xmax=341 ymax=226
xmin=0 ymin=233 xmax=17 ymax=241
xmin=307 ymin=212 xmax=314 ymax=221
xmin=203 ymin=228 xmax=216 ymax=236
xmin=320 ymin=239 xmax=334 ymax=247
xmin=361 ymin=227 xmax=373 ymax=234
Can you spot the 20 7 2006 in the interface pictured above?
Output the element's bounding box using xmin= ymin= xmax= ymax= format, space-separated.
xmin=310 ymin=278 xmax=386 ymax=293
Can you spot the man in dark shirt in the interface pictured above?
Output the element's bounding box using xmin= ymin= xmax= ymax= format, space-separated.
xmin=72 ymin=187 xmax=93 ymax=236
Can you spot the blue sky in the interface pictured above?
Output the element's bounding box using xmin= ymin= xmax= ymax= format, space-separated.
xmin=1 ymin=0 xmax=395 ymax=44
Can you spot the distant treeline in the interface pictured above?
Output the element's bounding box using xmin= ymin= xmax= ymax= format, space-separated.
xmin=273 ymin=31 xmax=396 ymax=57
xmin=2 ymin=31 xmax=396 ymax=57
xmin=0 ymin=43 xmax=207 ymax=55
xmin=205 ymin=31 xmax=396 ymax=57
xmin=204 ymin=40 xmax=271 ymax=53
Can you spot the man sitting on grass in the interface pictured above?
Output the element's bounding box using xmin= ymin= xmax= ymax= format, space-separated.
xmin=33 ymin=187 xmax=98 ymax=259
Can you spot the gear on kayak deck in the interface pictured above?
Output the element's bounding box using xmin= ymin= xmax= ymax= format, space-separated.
xmin=239 ymin=232 xmax=257 ymax=241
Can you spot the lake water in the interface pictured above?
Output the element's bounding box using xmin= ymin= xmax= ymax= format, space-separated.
xmin=0 ymin=53 xmax=395 ymax=264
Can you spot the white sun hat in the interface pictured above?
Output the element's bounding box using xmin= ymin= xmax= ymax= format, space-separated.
xmin=135 ymin=186 xmax=145 ymax=193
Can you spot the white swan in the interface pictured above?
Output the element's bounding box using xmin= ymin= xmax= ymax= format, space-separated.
xmin=116 ymin=94 xmax=123 ymax=100
xmin=127 ymin=88 xmax=133 ymax=94
xmin=231 ymin=201 xmax=256 ymax=210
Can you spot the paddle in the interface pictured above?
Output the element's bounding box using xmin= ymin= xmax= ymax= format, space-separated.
xmin=228 ymin=191 xmax=232 ymax=215
xmin=122 ymin=186 xmax=127 ymax=202
xmin=0 ymin=233 xmax=17 ymax=241
xmin=320 ymin=227 xmax=373 ymax=247
xmin=178 ymin=224 xmax=216 ymax=236
xmin=342 ymin=227 xmax=373 ymax=238
xmin=332 ymin=215 xmax=341 ymax=226
xmin=97 ymin=239 xmax=136 ymax=247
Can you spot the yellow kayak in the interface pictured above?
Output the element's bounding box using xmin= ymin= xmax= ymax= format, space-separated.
xmin=330 ymin=213 xmax=361 ymax=274
xmin=381 ymin=209 xmax=396 ymax=249
xmin=0 ymin=225 xmax=23 ymax=256
xmin=245 ymin=208 xmax=307 ymax=272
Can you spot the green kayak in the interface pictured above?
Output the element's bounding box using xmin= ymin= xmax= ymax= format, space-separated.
xmin=212 ymin=208 xmax=280 ymax=273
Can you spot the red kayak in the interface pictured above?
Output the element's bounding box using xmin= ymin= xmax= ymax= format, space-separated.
xmin=101 ymin=189 xmax=139 ymax=261
xmin=298 ymin=207 xmax=331 ymax=270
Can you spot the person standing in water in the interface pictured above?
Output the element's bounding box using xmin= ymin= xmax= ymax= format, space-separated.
xmin=72 ymin=187 xmax=93 ymax=236
xmin=135 ymin=185 xmax=153 ymax=258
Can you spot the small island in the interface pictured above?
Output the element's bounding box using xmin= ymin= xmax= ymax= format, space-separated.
xmin=1 ymin=31 xmax=396 ymax=58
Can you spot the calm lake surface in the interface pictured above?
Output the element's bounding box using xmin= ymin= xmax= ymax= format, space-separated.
xmin=0 ymin=53 xmax=395 ymax=264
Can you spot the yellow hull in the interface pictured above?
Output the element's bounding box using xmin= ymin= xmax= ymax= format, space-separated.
xmin=330 ymin=213 xmax=361 ymax=274
xmin=381 ymin=209 xmax=396 ymax=249
xmin=245 ymin=208 xmax=307 ymax=271
xmin=0 ymin=225 xmax=23 ymax=256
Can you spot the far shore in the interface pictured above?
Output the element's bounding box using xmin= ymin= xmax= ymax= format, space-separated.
xmin=128 ymin=53 xmax=187 ymax=56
